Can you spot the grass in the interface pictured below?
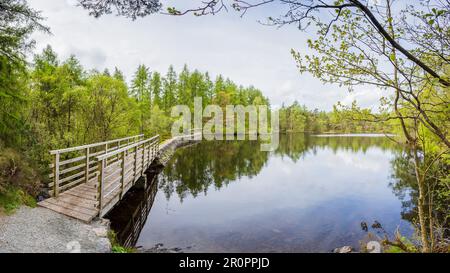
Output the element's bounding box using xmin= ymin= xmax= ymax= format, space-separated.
xmin=0 ymin=186 xmax=37 ymax=215
xmin=107 ymin=230 xmax=136 ymax=253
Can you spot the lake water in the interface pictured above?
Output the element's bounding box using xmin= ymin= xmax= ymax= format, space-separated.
xmin=107 ymin=133 xmax=416 ymax=252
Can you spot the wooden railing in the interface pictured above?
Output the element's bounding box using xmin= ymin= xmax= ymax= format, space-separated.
xmin=49 ymin=135 xmax=144 ymax=197
xmin=96 ymin=135 xmax=160 ymax=217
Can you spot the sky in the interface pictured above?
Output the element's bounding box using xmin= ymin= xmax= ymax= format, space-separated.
xmin=27 ymin=0 xmax=387 ymax=111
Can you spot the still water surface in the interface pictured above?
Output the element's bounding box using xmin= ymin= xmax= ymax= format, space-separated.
xmin=108 ymin=134 xmax=415 ymax=252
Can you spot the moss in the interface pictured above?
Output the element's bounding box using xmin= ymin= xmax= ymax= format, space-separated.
xmin=107 ymin=230 xmax=136 ymax=253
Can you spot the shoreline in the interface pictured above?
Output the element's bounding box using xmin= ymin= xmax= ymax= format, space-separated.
xmin=0 ymin=134 xmax=200 ymax=253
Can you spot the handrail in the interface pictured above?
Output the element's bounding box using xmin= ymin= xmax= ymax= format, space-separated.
xmin=50 ymin=134 xmax=144 ymax=154
xmin=49 ymin=134 xmax=145 ymax=197
xmin=96 ymin=135 xmax=160 ymax=216
xmin=96 ymin=135 xmax=159 ymax=161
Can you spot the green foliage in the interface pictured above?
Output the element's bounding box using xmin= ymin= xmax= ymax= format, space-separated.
xmin=0 ymin=148 xmax=39 ymax=214
xmin=0 ymin=56 xmax=28 ymax=145
xmin=78 ymin=0 xmax=161 ymax=20
xmin=161 ymin=133 xmax=398 ymax=201
xmin=107 ymin=230 xmax=135 ymax=253
xmin=82 ymin=73 xmax=138 ymax=141
xmin=278 ymin=100 xmax=392 ymax=134
xmin=384 ymin=245 xmax=405 ymax=253
xmin=0 ymin=186 xmax=36 ymax=214
xmin=0 ymin=0 xmax=49 ymax=64
xmin=383 ymin=235 xmax=420 ymax=253
xmin=0 ymin=148 xmax=41 ymax=197
xmin=130 ymin=64 xmax=151 ymax=102
xmin=0 ymin=0 xmax=48 ymax=146
xmin=150 ymin=71 xmax=162 ymax=107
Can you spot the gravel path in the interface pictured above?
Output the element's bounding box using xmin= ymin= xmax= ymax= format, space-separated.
xmin=0 ymin=206 xmax=111 ymax=253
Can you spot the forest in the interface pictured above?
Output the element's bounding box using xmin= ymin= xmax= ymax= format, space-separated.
xmin=0 ymin=0 xmax=448 ymax=253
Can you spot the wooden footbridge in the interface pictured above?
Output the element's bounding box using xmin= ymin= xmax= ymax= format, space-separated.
xmin=38 ymin=134 xmax=162 ymax=222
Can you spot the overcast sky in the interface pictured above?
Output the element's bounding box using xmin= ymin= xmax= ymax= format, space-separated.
xmin=28 ymin=0 xmax=386 ymax=111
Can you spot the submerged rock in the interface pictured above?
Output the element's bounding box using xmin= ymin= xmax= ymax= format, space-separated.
xmin=137 ymin=243 xmax=193 ymax=253
xmin=333 ymin=246 xmax=354 ymax=253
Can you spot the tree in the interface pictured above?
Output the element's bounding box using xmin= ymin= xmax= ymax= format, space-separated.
xmin=177 ymin=64 xmax=191 ymax=106
xmin=0 ymin=55 xmax=28 ymax=145
xmin=78 ymin=0 xmax=161 ymax=20
xmin=113 ymin=67 xmax=125 ymax=81
xmin=77 ymin=0 xmax=449 ymax=145
xmin=0 ymin=0 xmax=49 ymax=64
xmin=150 ymin=71 xmax=162 ymax=106
xmin=0 ymin=0 xmax=49 ymax=146
xmin=30 ymin=46 xmax=86 ymax=147
xmin=164 ymin=0 xmax=448 ymax=84
xmin=131 ymin=64 xmax=152 ymax=133
xmin=131 ymin=64 xmax=151 ymax=102
xmin=204 ymin=72 xmax=214 ymax=103
xmin=162 ymin=65 xmax=177 ymax=111
xmin=82 ymin=74 xmax=136 ymax=141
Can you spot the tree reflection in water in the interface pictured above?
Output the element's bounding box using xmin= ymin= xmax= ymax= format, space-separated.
xmin=107 ymin=133 xmax=446 ymax=250
xmin=160 ymin=134 xmax=399 ymax=201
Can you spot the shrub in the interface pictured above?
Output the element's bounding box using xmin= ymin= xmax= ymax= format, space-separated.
xmin=0 ymin=148 xmax=42 ymax=197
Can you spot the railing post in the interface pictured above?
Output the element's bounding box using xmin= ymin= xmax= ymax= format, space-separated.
xmin=53 ymin=152 xmax=60 ymax=197
xmin=155 ymin=137 xmax=159 ymax=159
xmin=133 ymin=145 xmax=138 ymax=184
xmin=141 ymin=142 xmax=145 ymax=175
xmin=98 ymin=158 xmax=105 ymax=212
xmin=152 ymin=142 xmax=156 ymax=160
xmin=149 ymin=143 xmax=153 ymax=162
xmin=120 ymin=150 xmax=125 ymax=199
xmin=147 ymin=141 xmax=151 ymax=166
xmin=85 ymin=147 xmax=90 ymax=184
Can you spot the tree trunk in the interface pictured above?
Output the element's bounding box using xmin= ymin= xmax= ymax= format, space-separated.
xmin=412 ymin=147 xmax=430 ymax=253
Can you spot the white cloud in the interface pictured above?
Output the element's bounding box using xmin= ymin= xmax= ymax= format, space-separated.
xmin=340 ymin=87 xmax=386 ymax=111
xmin=28 ymin=0 xmax=385 ymax=111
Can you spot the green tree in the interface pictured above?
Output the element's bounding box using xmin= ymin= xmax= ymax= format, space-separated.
xmin=130 ymin=64 xmax=150 ymax=102
xmin=177 ymin=65 xmax=191 ymax=106
xmin=81 ymin=74 xmax=138 ymax=141
xmin=78 ymin=0 xmax=161 ymax=19
xmin=30 ymin=46 xmax=86 ymax=148
xmin=162 ymin=65 xmax=177 ymax=111
xmin=131 ymin=64 xmax=151 ymax=133
xmin=0 ymin=0 xmax=48 ymax=146
xmin=150 ymin=71 xmax=162 ymax=107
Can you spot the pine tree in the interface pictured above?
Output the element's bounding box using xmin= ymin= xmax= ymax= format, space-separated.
xmin=130 ymin=64 xmax=151 ymax=103
xmin=131 ymin=65 xmax=151 ymax=133
xmin=113 ymin=67 xmax=125 ymax=82
xmin=177 ymin=64 xmax=190 ymax=106
xmin=162 ymin=65 xmax=177 ymax=111
xmin=150 ymin=71 xmax=162 ymax=107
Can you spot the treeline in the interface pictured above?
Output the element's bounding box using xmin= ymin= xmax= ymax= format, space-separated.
xmin=279 ymin=101 xmax=393 ymax=134
xmin=4 ymin=45 xmax=395 ymax=170
xmin=4 ymin=45 xmax=270 ymax=165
